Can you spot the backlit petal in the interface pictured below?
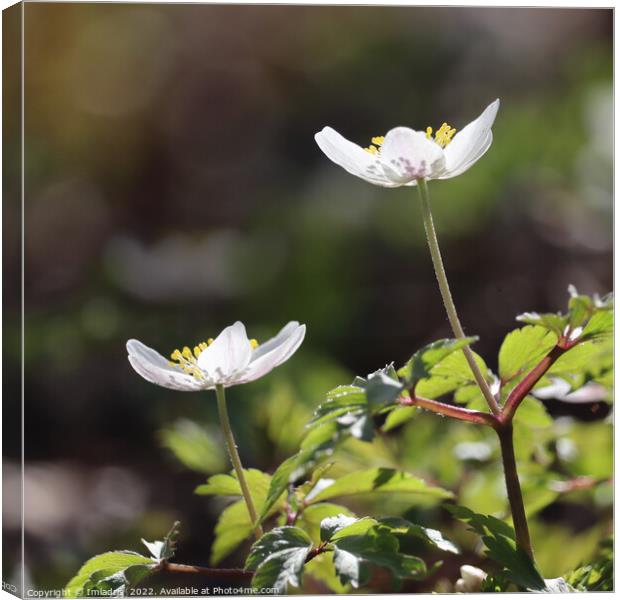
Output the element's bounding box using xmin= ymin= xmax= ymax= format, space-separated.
xmin=251 ymin=321 xmax=300 ymax=361
xmin=441 ymin=99 xmax=499 ymax=178
xmin=379 ymin=127 xmax=445 ymax=183
xmin=126 ymin=339 xmax=206 ymax=391
xmin=238 ymin=324 xmax=306 ymax=384
xmin=197 ymin=321 xmax=253 ymax=383
xmin=314 ymin=127 xmax=397 ymax=187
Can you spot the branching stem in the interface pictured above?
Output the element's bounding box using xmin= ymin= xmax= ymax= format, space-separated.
xmin=417 ymin=179 xmax=501 ymax=415
xmin=402 ymin=392 xmax=499 ymax=428
xmin=215 ymin=384 xmax=263 ymax=540
xmin=158 ymin=562 xmax=253 ymax=579
xmin=501 ymin=343 xmax=569 ymax=423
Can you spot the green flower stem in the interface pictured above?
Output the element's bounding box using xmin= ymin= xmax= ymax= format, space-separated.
xmin=215 ymin=384 xmax=263 ymax=540
xmin=497 ymin=424 xmax=533 ymax=560
xmin=416 ymin=179 xmax=501 ymax=416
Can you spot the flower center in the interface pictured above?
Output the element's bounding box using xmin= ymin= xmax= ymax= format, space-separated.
xmin=426 ymin=122 xmax=457 ymax=148
xmin=364 ymin=135 xmax=385 ymax=154
xmin=169 ymin=338 xmax=259 ymax=378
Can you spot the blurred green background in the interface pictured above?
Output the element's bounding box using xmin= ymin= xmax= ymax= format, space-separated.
xmin=3 ymin=4 xmax=612 ymax=593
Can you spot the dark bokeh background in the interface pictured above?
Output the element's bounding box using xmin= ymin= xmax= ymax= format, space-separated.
xmin=3 ymin=4 xmax=612 ymax=592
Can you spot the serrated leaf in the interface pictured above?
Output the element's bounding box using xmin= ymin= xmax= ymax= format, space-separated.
xmin=516 ymin=312 xmax=567 ymax=337
xmin=498 ymin=326 xmax=556 ymax=384
xmin=195 ymin=471 xmax=248 ymax=496
xmin=580 ymin=310 xmax=613 ymax=341
xmin=332 ymin=527 xmax=426 ymax=588
xmin=320 ymin=515 xmax=364 ymax=542
xmin=309 ymin=468 xmax=453 ymax=503
xmin=377 ymin=517 xmax=459 ymax=554
xmin=207 ymin=470 xmax=273 ymax=565
xmin=308 ymin=386 xmax=367 ymax=429
xmin=297 ymin=503 xmax=354 ymax=543
xmin=398 ymin=337 xmax=478 ymax=385
xmin=447 ymin=505 xmax=545 ymax=591
xmin=518 ymin=287 xmax=613 ymax=344
xmin=415 ymin=348 xmax=493 ymax=400
xmin=257 ymin=422 xmax=356 ymax=526
xmin=365 ymin=370 xmax=403 ymax=407
xmin=321 ymin=516 xmax=377 ymax=542
xmin=245 ymin=527 xmax=313 ymax=593
xmin=65 ymin=552 xmax=155 ymax=597
xmin=141 ymin=521 xmax=179 ymax=561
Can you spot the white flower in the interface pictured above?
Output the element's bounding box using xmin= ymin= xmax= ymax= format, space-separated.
xmin=127 ymin=321 xmax=306 ymax=391
xmin=455 ymin=565 xmax=488 ymax=593
xmin=314 ymin=99 xmax=499 ymax=187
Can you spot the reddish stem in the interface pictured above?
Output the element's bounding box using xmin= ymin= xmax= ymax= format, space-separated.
xmin=402 ymin=393 xmax=499 ymax=428
xmin=158 ymin=562 xmax=253 ymax=579
xmin=501 ymin=344 xmax=569 ymax=423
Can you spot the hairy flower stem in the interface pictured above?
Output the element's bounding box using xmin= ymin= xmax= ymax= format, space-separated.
xmin=215 ymin=384 xmax=263 ymax=540
xmin=417 ymin=180 xmax=533 ymax=559
xmin=497 ymin=424 xmax=533 ymax=560
xmin=417 ymin=179 xmax=501 ymax=416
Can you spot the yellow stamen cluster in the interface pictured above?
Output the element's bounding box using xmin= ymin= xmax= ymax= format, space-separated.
xmin=426 ymin=122 xmax=457 ymax=148
xmin=364 ymin=135 xmax=385 ymax=154
xmin=169 ymin=337 xmax=260 ymax=378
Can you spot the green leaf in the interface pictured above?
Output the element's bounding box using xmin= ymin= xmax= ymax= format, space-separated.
xmin=579 ymin=310 xmax=613 ymax=342
xmin=297 ymin=503 xmax=355 ymax=543
xmin=331 ymin=526 xmax=426 ymax=588
xmin=516 ymin=311 xmax=567 ymax=338
xmin=382 ymin=406 xmax=417 ymax=432
xmin=517 ymin=287 xmax=613 ymax=343
xmin=398 ymin=337 xmax=478 ymax=385
xmin=201 ymin=470 xmax=273 ymax=565
xmin=513 ymin=396 xmax=552 ymax=428
xmin=564 ymin=538 xmax=613 ymax=591
xmin=141 ymin=521 xmax=180 ymax=562
xmin=304 ymin=552 xmax=349 ymax=593
xmin=309 ymin=468 xmax=453 ymax=503
xmin=321 ymin=516 xmax=377 ymax=542
xmin=447 ymin=506 xmax=545 ymax=591
xmin=245 ymin=527 xmax=313 ymax=593
xmin=364 ymin=369 xmax=404 ymax=407
xmin=498 ymin=326 xmax=556 ymax=384
xmin=308 ymin=385 xmax=367 ymax=429
xmin=64 ymin=552 xmax=155 ymax=597
xmin=415 ymin=348 xmax=492 ymax=399
xmin=258 ymin=384 xmax=378 ymax=525
xmin=377 ymin=517 xmax=459 ymax=554
xmin=159 ymin=419 xmax=226 ymax=474
xmin=257 ymin=423 xmax=352 ymax=526
xmin=195 ymin=472 xmax=247 ymax=496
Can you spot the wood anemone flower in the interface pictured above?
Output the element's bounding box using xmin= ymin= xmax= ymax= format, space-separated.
xmin=314 ymin=99 xmax=500 ymax=187
xmin=127 ymin=321 xmax=306 ymax=391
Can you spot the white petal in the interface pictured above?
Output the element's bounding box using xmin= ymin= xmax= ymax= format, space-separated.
xmin=251 ymin=321 xmax=300 ymax=361
xmin=237 ymin=324 xmax=306 ymax=384
xmin=197 ymin=321 xmax=252 ymax=384
xmin=441 ymin=99 xmax=499 ymax=179
xmin=379 ymin=127 xmax=445 ymax=183
xmin=314 ymin=127 xmax=397 ymax=187
xmin=126 ymin=339 xmax=206 ymax=391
